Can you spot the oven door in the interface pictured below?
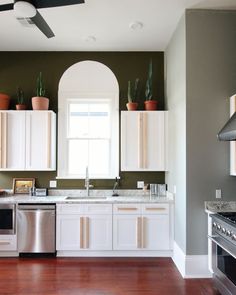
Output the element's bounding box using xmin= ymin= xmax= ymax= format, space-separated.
xmin=0 ymin=204 xmax=15 ymax=234
xmin=209 ymin=235 xmax=236 ymax=295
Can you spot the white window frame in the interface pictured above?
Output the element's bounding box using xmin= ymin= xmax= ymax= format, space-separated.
xmin=57 ymin=91 xmax=119 ymax=179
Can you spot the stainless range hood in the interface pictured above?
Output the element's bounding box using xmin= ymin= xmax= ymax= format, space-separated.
xmin=217 ymin=112 xmax=236 ymax=141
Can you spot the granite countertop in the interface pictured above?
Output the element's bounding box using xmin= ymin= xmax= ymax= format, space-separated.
xmin=205 ymin=201 xmax=236 ymax=213
xmin=0 ymin=190 xmax=174 ymax=204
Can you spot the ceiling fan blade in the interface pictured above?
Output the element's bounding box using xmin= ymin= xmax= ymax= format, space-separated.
xmin=0 ymin=3 xmax=14 ymax=12
xmin=30 ymin=11 xmax=55 ymax=38
xmin=33 ymin=0 xmax=85 ymax=9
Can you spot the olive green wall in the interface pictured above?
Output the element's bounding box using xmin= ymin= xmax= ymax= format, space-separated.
xmin=0 ymin=52 xmax=165 ymax=189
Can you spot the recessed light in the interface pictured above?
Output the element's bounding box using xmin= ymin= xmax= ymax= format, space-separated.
xmin=84 ymin=36 xmax=96 ymax=42
xmin=129 ymin=21 xmax=143 ymax=30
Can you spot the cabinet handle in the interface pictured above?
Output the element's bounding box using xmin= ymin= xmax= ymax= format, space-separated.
xmin=142 ymin=217 xmax=146 ymax=249
xmin=0 ymin=241 xmax=10 ymax=245
xmin=0 ymin=112 xmax=2 ymax=168
xmin=80 ymin=217 xmax=84 ymax=249
xmin=137 ymin=217 xmax=142 ymax=248
xmin=85 ymin=217 xmax=89 ymax=249
xmin=117 ymin=207 xmax=138 ymax=211
xmin=145 ymin=207 xmax=166 ymax=211
xmin=2 ymin=113 xmax=7 ymax=169
xmin=47 ymin=112 xmax=51 ymax=169
xmin=138 ymin=112 xmax=147 ymax=169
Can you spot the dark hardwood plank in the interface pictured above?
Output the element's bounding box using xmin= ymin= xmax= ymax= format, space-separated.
xmin=0 ymin=257 xmax=220 ymax=295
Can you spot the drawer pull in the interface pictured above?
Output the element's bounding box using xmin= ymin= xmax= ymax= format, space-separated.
xmin=145 ymin=208 xmax=166 ymax=211
xmin=80 ymin=217 xmax=84 ymax=249
xmin=117 ymin=208 xmax=138 ymax=211
xmin=0 ymin=241 xmax=10 ymax=245
xmin=136 ymin=217 xmax=142 ymax=248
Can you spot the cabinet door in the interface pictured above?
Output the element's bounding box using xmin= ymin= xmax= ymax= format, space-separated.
xmin=113 ymin=215 xmax=141 ymax=250
xmin=0 ymin=111 xmax=25 ymax=170
xmin=142 ymin=214 xmax=170 ymax=250
xmin=56 ymin=215 xmax=82 ymax=250
xmin=121 ymin=111 xmax=166 ymax=171
xmin=25 ymin=111 xmax=56 ymax=170
xmin=85 ymin=215 xmax=112 ymax=250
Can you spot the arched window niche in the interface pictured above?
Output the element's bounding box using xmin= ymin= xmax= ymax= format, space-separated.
xmin=57 ymin=60 xmax=119 ymax=179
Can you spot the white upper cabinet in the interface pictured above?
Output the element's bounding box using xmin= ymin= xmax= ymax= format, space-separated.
xmin=121 ymin=111 xmax=167 ymax=171
xmin=0 ymin=111 xmax=56 ymax=171
xmin=230 ymin=95 xmax=236 ymax=175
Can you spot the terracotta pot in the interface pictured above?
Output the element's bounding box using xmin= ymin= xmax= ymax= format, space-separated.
xmin=32 ymin=96 xmax=49 ymax=110
xmin=126 ymin=102 xmax=138 ymax=111
xmin=16 ymin=104 xmax=27 ymax=110
xmin=0 ymin=93 xmax=10 ymax=110
xmin=144 ymin=100 xmax=158 ymax=111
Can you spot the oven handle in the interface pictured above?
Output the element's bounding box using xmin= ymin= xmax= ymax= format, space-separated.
xmin=208 ymin=235 xmax=236 ymax=259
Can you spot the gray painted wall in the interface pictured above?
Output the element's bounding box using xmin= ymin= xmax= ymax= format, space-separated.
xmin=165 ymin=9 xmax=236 ymax=256
xmin=165 ymin=16 xmax=187 ymax=253
xmin=186 ymin=9 xmax=236 ymax=255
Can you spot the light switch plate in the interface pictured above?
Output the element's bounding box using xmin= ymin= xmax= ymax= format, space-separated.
xmin=137 ymin=181 xmax=144 ymax=189
xmin=216 ymin=189 xmax=221 ymax=199
xmin=49 ymin=180 xmax=57 ymax=188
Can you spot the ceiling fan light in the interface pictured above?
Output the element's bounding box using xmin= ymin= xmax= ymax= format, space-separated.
xmin=14 ymin=1 xmax=37 ymax=18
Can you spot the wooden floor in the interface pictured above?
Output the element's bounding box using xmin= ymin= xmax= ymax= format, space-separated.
xmin=0 ymin=257 xmax=220 ymax=295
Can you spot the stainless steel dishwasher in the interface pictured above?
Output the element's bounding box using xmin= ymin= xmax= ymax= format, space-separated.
xmin=17 ymin=204 xmax=56 ymax=255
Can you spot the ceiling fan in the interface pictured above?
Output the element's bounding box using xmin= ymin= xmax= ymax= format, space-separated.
xmin=0 ymin=0 xmax=85 ymax=38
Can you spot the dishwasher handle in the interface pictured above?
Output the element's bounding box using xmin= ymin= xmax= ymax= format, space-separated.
xmin=18 ymin=204 xmax=56 ymax=211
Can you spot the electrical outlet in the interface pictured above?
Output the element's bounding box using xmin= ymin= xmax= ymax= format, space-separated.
xmin=216 ymin=189 xmax=221 ymax=199
xmin=137 ymin=181 xmax=144 ymax=189
xmin=173 ymin=185 xmax=177 ymax=194
xmin=49 ymin=180 xmax=57 ymax=188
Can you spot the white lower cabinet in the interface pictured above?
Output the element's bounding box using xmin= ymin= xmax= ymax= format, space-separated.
xmin=56 ymin=202 xmax=172 ymax=255
xmin=0 ymin=235 xmax=17 ymax=251
xmin=56 ymin=204 xmax=112 ymax=251
xmin=113 ymin=203 xmax=170 ymax=251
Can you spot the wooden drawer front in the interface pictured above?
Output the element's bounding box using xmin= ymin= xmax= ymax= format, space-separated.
xmin=57 ymin=204 xmax=84 ymax=215
xmin=113 ymin=204 xmax=141 ymax=215
xmin=0 ymin=235 xmax=17 ymax=251
xmin=142 ymin=204 xmax=169 ymax=215
xmin=84 ymin=204 xmax=112 ymax=215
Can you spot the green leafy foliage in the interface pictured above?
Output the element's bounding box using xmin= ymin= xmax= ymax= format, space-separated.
xmin=127 ymin=78 xmax=139 ymax=103
xmin=36 ymin=72 xmax=46 ymax=97
xmin=17 ymin=87 xmax=24 ymax=105
xmin=145 ymin=59 xmax=153 ymax=100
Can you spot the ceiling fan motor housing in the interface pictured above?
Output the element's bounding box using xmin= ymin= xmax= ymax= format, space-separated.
xmin=14 ymin=0 xmax=37 ymax=18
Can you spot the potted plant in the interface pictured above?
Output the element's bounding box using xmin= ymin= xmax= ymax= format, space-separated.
xmin=32 ymin=72 xmax=49 ymax=110
xmin=0 ymin=92 xmax=10 ymax=110
xmin=144 ymin=59 xmax=157 ymax=110
xmin=16 ymin=87 xmax=27 ymax=110
xmin=126 ymin=78 xmax=139 ymax=111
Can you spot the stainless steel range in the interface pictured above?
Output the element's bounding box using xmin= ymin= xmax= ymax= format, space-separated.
xmin=209 ymin=212 xmax=236 ymax=295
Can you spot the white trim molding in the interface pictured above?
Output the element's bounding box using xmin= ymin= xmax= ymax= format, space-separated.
xmin=172 ymin=241 xmax=212 ymax=278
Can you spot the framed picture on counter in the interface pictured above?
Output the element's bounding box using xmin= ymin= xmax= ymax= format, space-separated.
xmin=13 ymin=178 xmax=35 ymax=194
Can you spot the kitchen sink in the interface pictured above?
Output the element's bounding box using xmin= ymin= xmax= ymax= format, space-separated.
xmin=65 ymin=196 xmax=108 ymax=200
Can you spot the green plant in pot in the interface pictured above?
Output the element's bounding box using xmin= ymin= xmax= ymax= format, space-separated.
xmin=0 ymin=91 xmax=10 ymax=110
xmin=144 ymin=59 xmax=157 ymax=110
xmin=126 ymin=78 xmax=139 ymax=111
xmin=32 ymin=72 xmax=49 ymax=110
xmin=16 ymin=87 xmax=27 ymax=110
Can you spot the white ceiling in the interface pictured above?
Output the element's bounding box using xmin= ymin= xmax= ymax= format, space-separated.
xmin=0 ymin=0 xmax=235 ymax=51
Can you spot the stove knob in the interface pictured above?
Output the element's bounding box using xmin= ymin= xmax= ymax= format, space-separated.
xmin=226 ymin=230 xmax=232 ymax=237
xmin=222 ymin=228 xmax=226 ymax=234
xmin=217 ymin=225 xmax=221 ymax=230
xmin=232 ymin=234 xmax=236 ymax=241
xmin=213 ymin=222 xmax=217 ymax=228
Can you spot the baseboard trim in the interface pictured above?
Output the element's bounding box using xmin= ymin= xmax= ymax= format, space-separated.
xmin=172 ymin=241 xmax=212 ymax=278
xmin=57 ymin=250 xmax=173 ymax=257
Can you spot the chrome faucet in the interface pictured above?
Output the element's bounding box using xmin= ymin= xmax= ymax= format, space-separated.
xmin=112 ymin=176 xmax=120 ymax=197
xmin=85 ymin=166 xmax=93 ymax=196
